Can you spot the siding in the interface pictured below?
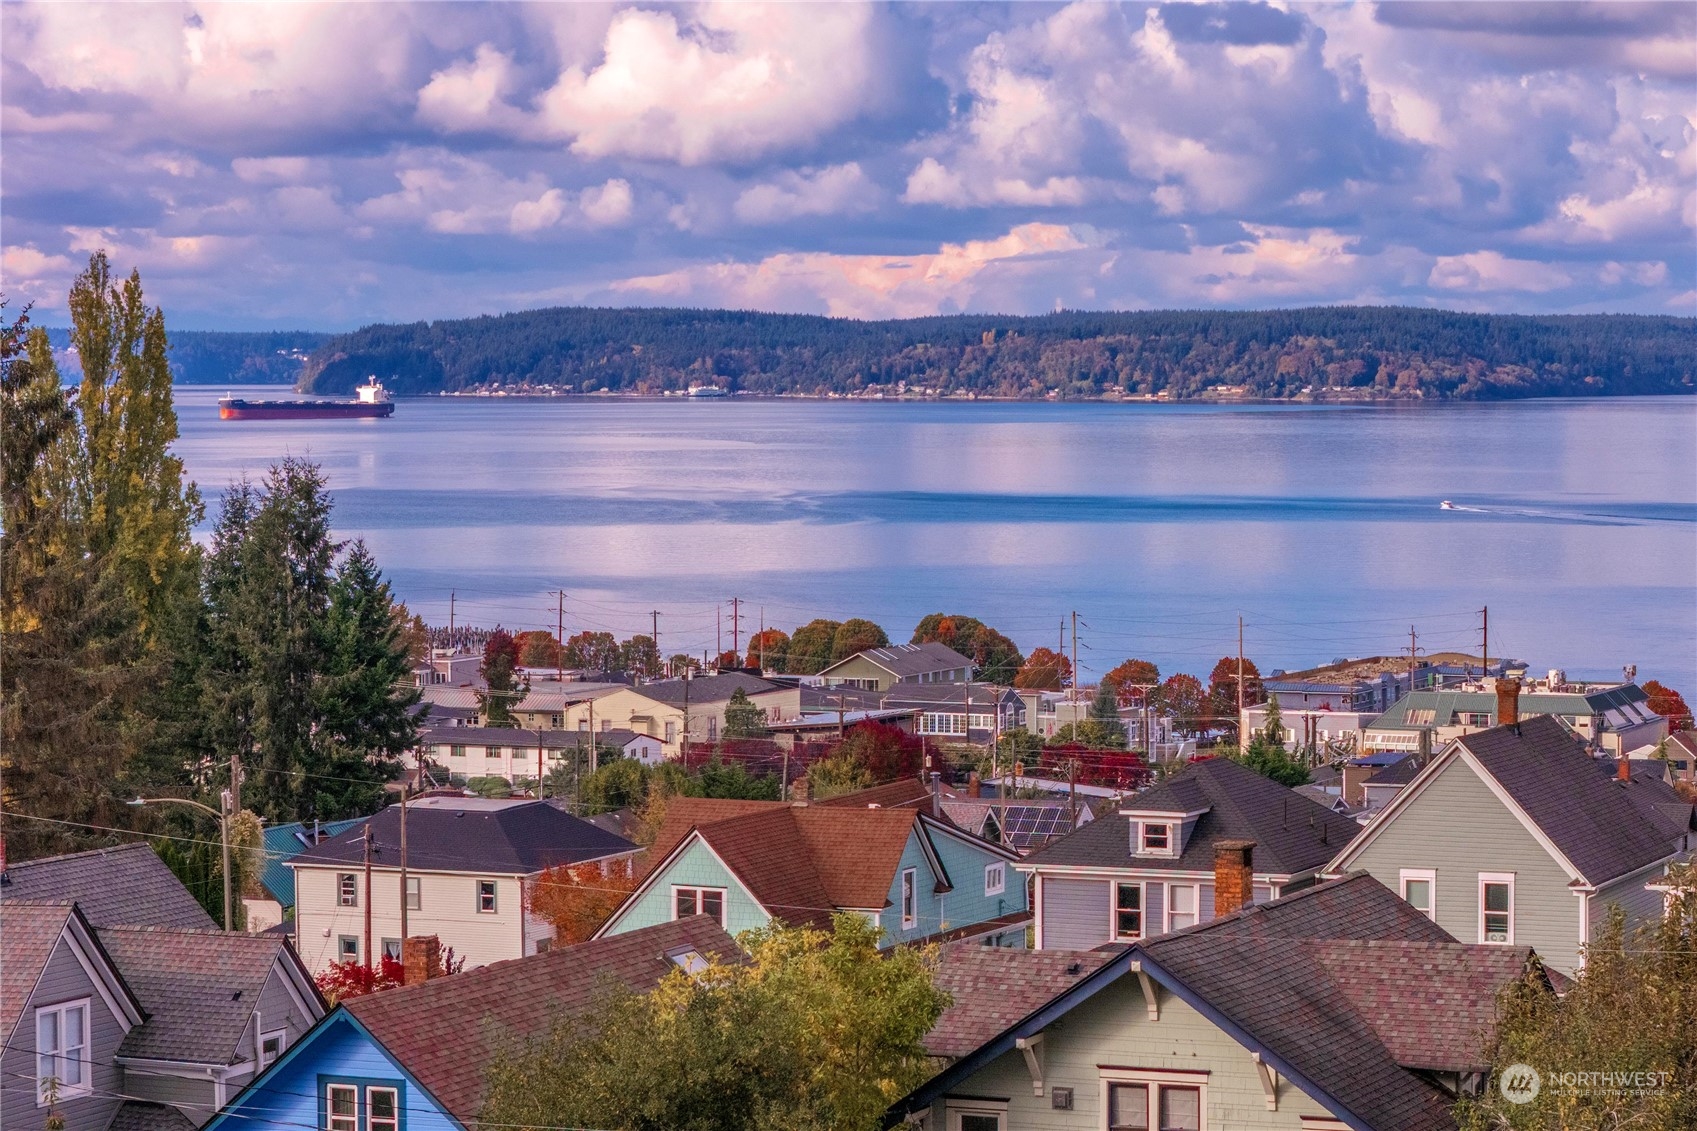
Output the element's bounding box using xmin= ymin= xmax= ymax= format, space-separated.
xmin=1590 ymin=864 xmax=1669 ymax=948
xmin=602 ymin=838 xmax=769 ymax=937
xmin=1347 ymin=756 xmax=1588 ymax=972
xmin=126 ymin=1070 xmax=215 ymax=1116
xmin=878 ymin=831 xmax=947 ymax=946
xmin=926 ymin=971 xmax=1338 ymax=1130
xmin=0 ymin=935 xmax=129 ymax=1131
xmin=294 ymin=866 xmax=531 ymax=974
xmin=924 ymin=827 xmax=1028 ymax=939
xmin=1040 ymin=878 xmax=1111 ymax=949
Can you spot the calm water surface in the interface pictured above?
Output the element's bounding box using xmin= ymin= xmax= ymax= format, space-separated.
xmin=174 ymin=389 xmax=1697 ymax=690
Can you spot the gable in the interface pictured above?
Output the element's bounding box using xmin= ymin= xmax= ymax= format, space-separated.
xmin=599 ymin=835 xmax=769 ymax=938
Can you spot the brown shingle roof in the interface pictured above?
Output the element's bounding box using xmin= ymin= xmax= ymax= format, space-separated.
xmin=925 ymin=943 xmax=1119 ymax=1058
xmin=345 ymin=916 xmax=739 ymax=1120
xmin=815 ymin=777 xmax=935 ymax=811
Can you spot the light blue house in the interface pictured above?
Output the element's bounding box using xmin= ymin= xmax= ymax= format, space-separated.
xmin=594 ymin=796 xmax=1029 ymax=946
xmin=205 ymin=918 xmax=738 ymax=1131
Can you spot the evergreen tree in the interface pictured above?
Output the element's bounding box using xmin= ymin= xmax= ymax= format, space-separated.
xmin=722 ymin=687 xmax=769 ymax=739
xmin=479 ymin=629 xmax=524 ymax=726
xmin=1087 ymin=683 xmax=1129 ymax=748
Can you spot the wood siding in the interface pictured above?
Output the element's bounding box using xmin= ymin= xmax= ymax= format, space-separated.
xmin=0 ymin=935 xmax=129 ymax=1131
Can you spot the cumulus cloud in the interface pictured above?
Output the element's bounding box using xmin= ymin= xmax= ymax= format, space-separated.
xmin=733 ymin=164 xmax=876 ymax=224
xmin=1428 ymin=251 xmax=1572 ymax=293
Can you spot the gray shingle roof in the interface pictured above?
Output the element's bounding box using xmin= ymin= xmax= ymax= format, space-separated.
xmin=0 ymin=902 xmax=76 ymax=1042
xmin=1023 ymin=756 xmax=1361 ymax=876
xmin=107 ymin=1102 xmax=197 ymax=1131
xmin=289 ymin=799 xmax=636 ymax=875
xmin=0 ymin=842 xmax=215 ymax=929
xmin=98 ymin=927 xmax=315 ymax=1064
xmin=823 ymin=642 xmax=974 ymax=679
xmin=1458 ymin=716 xmax=1679 ymax=884
xmin=634 ymin=672 xmax=783 ymax=706
xmin=926 ymin=944 xmax=1119 ymax=1058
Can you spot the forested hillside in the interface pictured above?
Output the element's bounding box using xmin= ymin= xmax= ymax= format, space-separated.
xmin=298 ymin=306 xmax=1694 ymax=400
xmin=45 ymin=327 xmax=331 ymax=383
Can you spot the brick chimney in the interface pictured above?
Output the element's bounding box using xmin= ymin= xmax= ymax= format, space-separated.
xmin=1213 ymin=839 xmax=1256 ymax=918
xmin=1618 ymin=755 xmax=1633 ymax=783
xmin=1495 ymin=677 xmax=1522 ymax=728
xmin=967 ymin=770 xmax=982 ymax=798
xmin=401 ymin=935 xmax=442 ymax=986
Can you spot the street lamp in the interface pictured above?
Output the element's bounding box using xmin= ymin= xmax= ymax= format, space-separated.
xmin=128 ymin=791 xmax=233 ymax=931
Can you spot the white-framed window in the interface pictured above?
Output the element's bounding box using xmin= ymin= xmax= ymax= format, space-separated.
xmin=259 ymin=1029 xmax=286 ymax=1068
xmin=1141 ymin=822 xmax=1171 ymax=853
xmin=367 ymin=1085 xmax=399 ymax=1131
xmin=1400 ymin=869 xmax=1436 ymax=920
xmin=485 ymin=745 xmax=503 ymax=759
xmin=984 ymin=861 xmax=1006 ymax=896
xmin=901 ymin=868 xmax=918 ymax=930
xmin=673 ymin=886 xmax=726 ymax=926
xmin=477 ymin=879 xmax=499 ymax=913
xmin=1101 ymin=1069 xmax=1207 ymax=1131
xmin=405 ymin=876 xmax=421 ymax=911
xmin=1479 ymin=873 xmax=1515 ymax=944
xmin=945 ymin=1098 xmax=1008 ymax=1131
xmin=34 ymin=1000 xmax=90 ymax=1104
xmin=338 ymin=936 xmax=359 ymax=962
xmin=339 ymin=873 xmax=358 ymax=907
xmin=326 ymin=1083 xmax=359 ymax=1131
xmin=381 ymin=938 xmax=402 ymax=961
xmin=1114 ymin=882 xmax=1143 ymax=941
xmin=450 ymin=745 xmax=466 ymax=758
xmin=1167 ymin=884 xmax=1198 ymax=932
xmin=664 ymin=721 xmax=677 ymax=743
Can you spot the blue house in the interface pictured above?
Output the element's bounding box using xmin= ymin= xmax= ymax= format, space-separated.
xmin=593 ymin=793 xmax=1029 ymax=947
xmin=204 ymin=917 xmax=738 ymax=1131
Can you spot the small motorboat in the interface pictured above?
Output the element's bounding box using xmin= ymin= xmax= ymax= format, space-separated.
xmin=1439 ymin=500 xmax=1456 ymax=510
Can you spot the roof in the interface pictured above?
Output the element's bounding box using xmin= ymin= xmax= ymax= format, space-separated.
xmin=815 ymin=777 xmax=935 ymax=810
xmin=631 ymin=672 xmax=785 ymax=707
xmin=820 ymin=641 xmax=974 ymax=679
xmin=290 ymin=799 xmax=637 ymax=876
xmin=97 ymin=927 xmax=319 ymax=1064
xmin=107 ymin=1102 xmax=198 ymax=1131
xmin=1457 ymin=716 xmax=1679 ymax=884
xmin=1368 ymin=684 xmax=1651 ymax=731
xmin=1613 ymin=766 xmax=1696 ymax=842
xmin=771 ymin=707 xmax=921 ymax=732
xmin=942 ymin=800 xmax=1094 ymax=848
xmin=1022 ymin=756 xmax=1361 ymax=877
xmin=1364 ymin=754 xmax=1426 ymax=788
xmin=879 ymin=682 xmax=1017 ymax=708
xmin=345 ymin=916 xmax=739 ymax=1120
xmin=925 ymin=944 xmax=1120 ymax=1058
xmin=260 ymin=819 xmax=364 ymax=906
xmin=417 ymin=725 xmax=648 ymax=749
xmin=0 ymin=902 xmax=76 ymax=1041
xmin=0 ymin=842 xmax=216 ymax=929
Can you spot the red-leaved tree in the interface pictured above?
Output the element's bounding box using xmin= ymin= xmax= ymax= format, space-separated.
xmin=314 ymin=946 xmax=465 ymax=1004
xmin=1038 ymin=745 xmax=1150 ymax=790
xmin=1643 ymin=680 xmax=1694 ymax=731
xmin=1103 ymin=659 xmax=1160 ymax=705
xmin=828 ymin=721 xmax=924 ymax=782
xmin=1015 ymin=647 xmax=1073 ymax=691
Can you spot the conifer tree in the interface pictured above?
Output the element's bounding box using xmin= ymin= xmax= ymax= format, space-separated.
xmin=1087 ymin=682 xmax=1129 ymax=749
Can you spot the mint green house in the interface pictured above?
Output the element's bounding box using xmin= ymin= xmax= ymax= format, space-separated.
xmin=594 ymin=797 xmax=1028 ymax=946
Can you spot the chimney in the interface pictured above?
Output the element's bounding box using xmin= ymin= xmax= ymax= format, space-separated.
xmin=968 ymin=770 xmax=981 ymax=798
xmin=929 ymin=771 xmax=943 ymax=817
xmin=1495 ymin=677 xmax=1522 ymax=728
xmin=1213 ymin=839 xmax=1256 ymax=918
xmin=1618 ymin=755 xmax=1632 ymax=783
xmin=401 ymin=935 xmax=442 ymax=986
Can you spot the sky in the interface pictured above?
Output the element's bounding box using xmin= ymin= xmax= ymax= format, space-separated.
xmin=3 ymin=1 xmax=1693 ymax=331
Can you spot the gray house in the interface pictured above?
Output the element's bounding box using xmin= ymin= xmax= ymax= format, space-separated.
xmin=1326 ymin=714 xmax=1695 ymax=974
xmin=1 ymin=901 xmax=324 ymax=1131
xmin=1019 ymin=756 xmax=1362 ymax=949
xmin=890 ymin=873 xmax=1546 ymax=1131
xmin=817 ymin=642 xmax=975 ymax=691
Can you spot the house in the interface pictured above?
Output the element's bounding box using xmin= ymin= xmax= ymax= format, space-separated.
xmin=882 ymin=682 xmax=1025 ymax=743
xmin=0 ymin=841 xmax=218 ymax=929
xmin=203 ymin=918 xmax=739 ymax=1131
xmin=888 ymin=872 xmax=1547 ymax=1131
xmin=415 ymin=723 xmax=662 ymax=784
xmin=251 ymin=818 xmax=363 ymax=930
xmin=581 ymin=672 xmax=802 ymax=756
xmin=943 ymin=799 xmax=1097 ymax=855
xmin=1362 ymin=675 xmax=1668 ymax=757
xmin=1 ymin=900 xmax=324 ymax=1130
xmin=1326 ymin=713 xmax=1695 ymax=973
xmin=1018 ymin=756 xmax=1362 ymax=949
xmin=287 ymin=796 xmax=638 ymax=974
xmin=817 ymin=642 xmax=975 ymax=691
xmin=594 ymin=794 xmax=1029 ymax=947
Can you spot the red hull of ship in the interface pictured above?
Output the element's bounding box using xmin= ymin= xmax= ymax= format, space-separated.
xmin=219 ymin=401 xmax=395 ymax=420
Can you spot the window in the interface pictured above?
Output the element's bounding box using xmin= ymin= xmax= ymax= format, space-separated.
xmin=367 ymin=1086 xmax=398 ymax=1131
xmin=339 ymin=936 xmax=359 ymax=962
xmin=945 ymin=1101 xmax=1007 ymax=1131
xmin=405 ymin=876 xmax=421 ymax=911
xmin=485 ymin=745 xmax=503 ymax=759
xmin=326 ymin=1084 xmax=358 ymax=1131
xmin=339 ymin=873 xmax=358 ymax=907
xmin=1480 ymin=873 xmax=1514 ymax=943
xmin=664 ymin=721 xmax=677 ymax=743
xmin=1167 ymin=884 xmax=1198 ymax=932
xmin=477 ymin=879 xmax=498 ymax=913
xmin=901 ymin=868 xmax=918 ymax=929
xmin=1115 ymin=882 xmax=1143 ymax=941
xmin=34 ymin=1000 xmax=90 ymax=1103
xmin=259 ymin=1030 xmax=285 ymax=1068
xmin=1103 ymin=1073 xmax=1205 ymax=1131
xmin=673 ymin=887 xmax=726 ymax=926
xmin=1141 ymin=822 xmax=1171 ymax=852
xmin=450 ymin=744 xmax=466 ymax=758
xmin=667 ymin=947 xmax=711 ymax=974
xmin=381 ymin=938 xmax=402 ymax=961
xmin=550 ymin=713 xmax=564 ymax=728
xmin=984 ymin=862 xmax=1006 ymax=896
xmin=1400 ymin=869 xmax=1436 ymax=920
xmin=707 ymin=718 xmax=718 ymax=741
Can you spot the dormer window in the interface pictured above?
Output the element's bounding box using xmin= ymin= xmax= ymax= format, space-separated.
xmin=1142 ymin=822 xmax=1171 ymax=852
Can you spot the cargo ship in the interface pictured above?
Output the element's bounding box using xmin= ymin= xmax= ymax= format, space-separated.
xmin=219 ymin=379 xmax=394 ymax=420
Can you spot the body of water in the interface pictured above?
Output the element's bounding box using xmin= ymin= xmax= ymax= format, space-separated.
xmin=173 ymin=389 xmax=1697 ymax=692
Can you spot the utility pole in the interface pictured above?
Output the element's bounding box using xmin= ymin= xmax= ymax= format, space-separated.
xmin=556 ymin=590 xmax=565 ymax=683
xmin=362 ymin=824 xmax=374 ymax=971
xmin=681 ymin=670 xmax=692 ymax=767
xmin=1237 ymin=615 xmax=1246 ymax=732
xmin=1481 ymin=606 xmax=1489 ymax=679
xmin=758 ymin=607 xmax=766 ymax=672
xmin=1070 ymin=611 xmax=1080 ymax=705
xmin=449 ymin=590 xmax=456 ymax=636
xmin=729 ymin=597 xmax=742 ymax=660
xmin=1066 ymin=757 xmax=1079 ymax=828
xmin=835 ymin=692 xmax=847 ymax=738
xmin=398 ymin=785 xmax=409 ymax=941
xmin=588 ymin=699 xmax=599 ymax=775
xmin=716 ymin=604 xmax=722 ymax=662
xmin=650 ymin=610 xmax=662 ymax=677
xmin=1406 ymin=626 xmax=1420 ymax=688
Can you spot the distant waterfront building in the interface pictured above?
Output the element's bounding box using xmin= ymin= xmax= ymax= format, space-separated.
xmin=1362 ymin=674 xmax=1667 ymax=757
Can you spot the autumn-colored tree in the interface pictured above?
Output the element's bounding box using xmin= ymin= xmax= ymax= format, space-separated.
xmin=1103 ymin=658 xmax=1160 ymax=704
xmin=714 ymin=648 xmax=741 ymax=670
xmin=1015 ymin=647 xmax=1072 ymax=691
xmin=787 ymin=618 xmax=842 ymax=674
xmin=1206 ymin=656 xmax=1265 ymax=736
xmin=1153 ymin=673 xmax=1208 ymax=736
xmin=479 ymin=629 xmax=524 ymax=726
xmin=1643 ymin=680 xmax=1693 ymax=731
xmin=315 ymin=947 xmax=465 ymax=1004
xmin=563 ymin=630 xmax=620 ymax=671
xmin=825 ymin=721 xmax=924 ymax=784
xmin=1038 ymin=745 xmax=1149 ymax=790
xmin=745 ymin=628 xmax=789 ymax=671
xmin=911 ymin=613 xmax=1024 ymax=684
xmin=831 ymin=617 xmax=889 ymax=661
xmin=391 ymin=601 xmax=431 ymax=664
xmin=516 ymin=630 xmax=560 ymax=668
xmin=528 ymin=858 xmax=640 ymax=946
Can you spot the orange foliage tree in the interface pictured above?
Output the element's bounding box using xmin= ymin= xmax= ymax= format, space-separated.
xmin=1015 ymin=647 xmax=1072 ymax=691
xmin=1643 ymin=680 xmax=1693 ymax=731
xmin=528 ymin=858 xmax=641 ymax=946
